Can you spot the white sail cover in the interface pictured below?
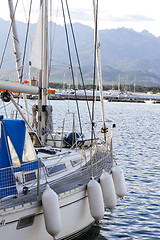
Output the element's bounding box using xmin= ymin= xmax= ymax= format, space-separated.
xmin=30 ymin=6 xmax=42 ymax=70
xmin=0 ymin=80 xmax=38 ymax=95
xmin=22 ymin=130 xmax=37 ymax=162
xmin=8 ymin=136 xmax=21 ymax=167
xmin=8 ymin=129 xmax=37 ymax=167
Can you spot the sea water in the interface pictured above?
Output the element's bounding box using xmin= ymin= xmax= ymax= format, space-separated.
xmin=1 ymin=99 xmax=160 ymax=239
xmin=78 ymin=101 xmax=160 ymax=240
xmin=52 ymin=100 xmax=160 ymax=240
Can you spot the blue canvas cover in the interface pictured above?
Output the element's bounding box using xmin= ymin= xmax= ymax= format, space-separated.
xmin=0 ymin=117 xmax=44 ymax=199
xmin=0 ymin=117 xmax=26 ymax=198
xmin=0 ymin=118 xmax=26 ymax=168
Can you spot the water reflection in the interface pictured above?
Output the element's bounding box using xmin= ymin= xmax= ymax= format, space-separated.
xmin=76 ymin=224 xmax=106 ymax=240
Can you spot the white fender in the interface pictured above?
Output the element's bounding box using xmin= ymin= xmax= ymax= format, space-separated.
xmin=87 ymin=177 xmax=104 ymax=221
xmin=42 ymin=184 xmax=62 ymax=238
xmin=100 ymin=170 xmax=117 ymax=213
xmin=112 ymin=165 xmax=127 ymax=199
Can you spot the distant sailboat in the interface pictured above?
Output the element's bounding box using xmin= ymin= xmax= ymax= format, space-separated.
xmin=144 ymin=99 xmax=154 ymax=104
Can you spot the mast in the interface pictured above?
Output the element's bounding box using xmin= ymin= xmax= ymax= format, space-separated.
xmin=38 ymin=0 xmax=48 ymax=143
xmin=42 ymin=0 xmax=48 ymax=109
xmin=8 ymin=0 xmax=30 ymax=122
xmin=92 ymin=0 xmax=107 ymax=141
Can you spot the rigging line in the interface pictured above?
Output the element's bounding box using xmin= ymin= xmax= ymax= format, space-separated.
xmin=48 ymin=0 xmax=53 ymax=79
xmin=22 ymin=0 xmax=29 ymax=23
xmin=0 ymin=121 xmax=15 ymax=177
xmin=0 ymin=56 xmax=15 ymax=63
xmin=22 ymin=0 xmax=33 ymax=45
xmin=65 ymin=0 xmax=92 ymax=122
xmin=20 ymin=0 xmax=33 ymax=83
xmin=8 ymin=0 xmax=22 ymax=82
xmin=93 ymin=0 xmax=106 ymax=141
xmin=2 ymin=101 xmax=8 ymax=118
xmin=0 ymin=101 xmax=12 ymax=110
xmin=10 ymin=95 xmax=32 ymax=118
xmin=0 ymin=0 xmax=19 ymax=69
xmin=48 ymin=0 xmax=60 ymax=78
xmin=61 ymin=0 xmax=83 ymax=137
xmin=0 ymin=63 xmax=16 ymax=80
xmin=91 ymin=0 xmax=98 ymax=142
xmin=0 ymin=64 xmax=28 ymax=80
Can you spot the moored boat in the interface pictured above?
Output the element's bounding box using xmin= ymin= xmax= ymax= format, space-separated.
xmin=0 ymin=0 xmax=126 ymax=239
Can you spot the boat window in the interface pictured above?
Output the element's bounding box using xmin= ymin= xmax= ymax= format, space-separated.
xmin=24 ymin=171 xmax=36 ymax=182
xmin=29 ymin=131 xmax=42 ymax=147
xmin=47 ymin=163 xmax=66 ymax=176
xmin=17 ymin=214 xmax=35 ymax=230
xmin=70 ymin=159 xmax=81 ymax=167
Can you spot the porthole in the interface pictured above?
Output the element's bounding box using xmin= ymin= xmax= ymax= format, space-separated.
xmin=17 ymin=214 xmax=35 ymax=230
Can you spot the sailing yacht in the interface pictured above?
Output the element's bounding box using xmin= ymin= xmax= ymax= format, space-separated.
xmin=0 ymin=1 xmax=126 ymax=240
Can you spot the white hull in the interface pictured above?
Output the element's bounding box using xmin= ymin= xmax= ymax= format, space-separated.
xmin=0 ymin=187 xmax=93 ymax=240
xmin=0 ymin=119 xmax=113 ymax=240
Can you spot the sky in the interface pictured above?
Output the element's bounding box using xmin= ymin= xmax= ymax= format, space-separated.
xmin=1 ymin=0 xmax=160 ymax=37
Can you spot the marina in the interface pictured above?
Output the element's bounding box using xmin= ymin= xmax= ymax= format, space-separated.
xmin=0 ymin=1 xmax=126 ymax=240
xmin=1 ymin=99 xmax=160 ymax=239
xmin=0 ymin=0 xmax=160 ymax=239
xmin=48 ymin=91 xmax=160 ymax=103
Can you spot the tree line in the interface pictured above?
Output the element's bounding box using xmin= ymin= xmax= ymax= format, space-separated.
xmin=49 ymin=83 xmax=160 ymax=94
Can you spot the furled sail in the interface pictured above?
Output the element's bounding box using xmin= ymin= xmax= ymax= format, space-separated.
xmin=30 ymin=6 xmax=42 ymax=70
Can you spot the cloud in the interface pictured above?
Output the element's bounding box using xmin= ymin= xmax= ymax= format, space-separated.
xmin=108 ymin=14 xmax=155 ymax=22
xmin=69 ymin=9 xmax=93 ymax=22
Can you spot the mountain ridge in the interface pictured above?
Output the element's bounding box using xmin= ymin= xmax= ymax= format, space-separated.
xmin=1 ymin=18 xmax=160 ymax=86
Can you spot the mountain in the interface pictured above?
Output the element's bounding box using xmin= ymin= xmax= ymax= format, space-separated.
xmin=1 ymin=18 xmax=160 ymax=86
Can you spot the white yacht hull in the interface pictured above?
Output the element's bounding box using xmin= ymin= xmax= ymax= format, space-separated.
xmin=0 ymin=187 xmax=94 ymax=240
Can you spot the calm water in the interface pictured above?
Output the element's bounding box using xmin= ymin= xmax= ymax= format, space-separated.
xmin=1 ymin=99 xmax=160 ymax=239
xmin=78 ymin=101 xmax=160 ymax=240
xmin=53 ymin=100 xmax=160 ymax=240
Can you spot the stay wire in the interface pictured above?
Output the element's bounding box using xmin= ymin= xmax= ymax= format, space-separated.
xmin=65 ymin=0 xmax=92 ymax=122
xmin=14 ymin=0 xmax=32 ymax=119
xmin=48 ymin=0 xmax=60 ymax=78
xmin=0 ymin=0 xmax=19 ymax=69
xmin=61 ymin=0 xmax=83 ymax=137
xmin=48 ymin=0 xmax=53 ymax=79
xmin=91 ymin=0 xmax=98 ymax=141
xmin=20 ymin=0 xmax=33 ymax=83
xmin=0 ymin=121 xmax=15 ymax=177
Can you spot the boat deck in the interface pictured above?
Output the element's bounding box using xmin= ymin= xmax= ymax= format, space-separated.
xmin=0 ymin=148 xmax=112 ymax=211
